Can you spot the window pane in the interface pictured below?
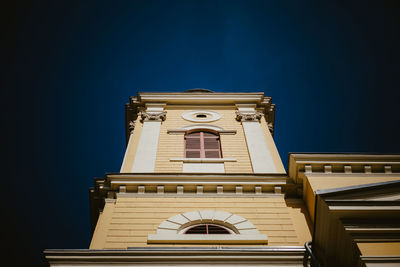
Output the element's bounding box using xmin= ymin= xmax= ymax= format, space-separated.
xmin=185 ymin=225 xmax=207 ymax=234
xmin=186 ymin=151 xmax=201 ymax=158
xmin=207 ymin=225 xmax=230 ymax=234
xmin=204 ymin=138 xmax=219 ymax=149
xmin=186 ymin=138 xmax=200 ymax=149
xmin=205 ymin=150 xmax=220 ymax=158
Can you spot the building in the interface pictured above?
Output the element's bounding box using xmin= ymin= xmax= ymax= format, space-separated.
xmin=45 ymin=90 xmax=400 ymax=266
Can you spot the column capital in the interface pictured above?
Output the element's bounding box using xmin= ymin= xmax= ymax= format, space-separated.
xmin=235 ymin=111 xmax=262 ymax=122
xmin=128 ymin=120 xmax=136 ymax=133
xmin=140 ymin=111 xmax=167 ymax=122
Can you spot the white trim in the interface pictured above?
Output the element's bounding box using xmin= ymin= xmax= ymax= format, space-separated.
xmin=149 ymin=210 xmax=267 ymax=244
xmin=236 ymin=104 xmax=257 ymax=113
xmin=167 ymin=124 xmax=236 ymax=134
xmin=131 ymin=121 xmax=161 ymax=172
xmin=242 ymin=121 xmax=277 ymax=173
xmin=138 ymin=93 xmax=265 ymax=105
xmin=329 ymin=206 xmax=400 ymax=211
xmin=182 ymin=110 xmax=222 ymax=122
xmin=183 ymin=163 xmax=225 ymax=173
xmin=170 ymin=158 xmax=237 ymax=163
xmin=147 ymin=234 xmax=268 ymax=244
xmin=145 ymin=103 xmax=166 ymax=112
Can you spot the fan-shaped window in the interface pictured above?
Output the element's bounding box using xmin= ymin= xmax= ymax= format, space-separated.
xmin=185 ymin=130 xmax=221 ymax=158
xmin=148 ymin=210 xmax=268 ymax=244
xmin=184 ymin=224 xmax=232 ymax=234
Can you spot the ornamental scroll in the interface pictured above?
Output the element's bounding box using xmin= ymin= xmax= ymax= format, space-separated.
xmin=235 ymin=111 xmax=262 ymax=122
xmin=140 ymin=111 xmax=167 ymax=122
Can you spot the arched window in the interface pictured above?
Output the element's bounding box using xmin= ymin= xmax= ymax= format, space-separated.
xmin=184 ymin=224 xmax=232 ymax=234
xmin=185 ymin=130 xmax=221 ymax=158
xmin=148 ymin=210 xmax=268 ymax=244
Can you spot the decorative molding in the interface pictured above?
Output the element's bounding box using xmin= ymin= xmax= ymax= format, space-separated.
xmin=267 ymin=122 xmax=274 ymax=134
xmin=116 ymin=193 xmax=285 ymax=198
xmin=168 ymin=124 xmax=236 ymax=134
xmin=138 ymin=185 xmax=145 ymax=194
xmin=274 ymin=186 xmax=282 ymax=194
xmin=217 ymin=185 xmax=224 ymax=194
xmin=344 ymin=165 xmax=352 ymax=174
xmin=182 ymin=110 xmax=222 ymax=123
xmin=236 ymin=185 xmax=243 ymax=194
xmin=235 ymin=111 xmax=262 ymax=122
xmin=157 ymin=185 xmax=164 ymax=194
xmin=255 ymin=186 xmax=262 ymax=194
xmin=148 ymin=234 xmax=268 ymax=244
xmin=128 ymin=120 xmax=135 ymax=133
xmin=140 ymin=111 xmax=167 ymax=122
xmin=137 ymin=93 xmax=265 ymax=105
xmin=177 ymin=185 xmax=184 ymax=194
xmin=385 ymin=165 xmax=392 ymax=174
xmin=197 ymin=185 xmax=203 ymax=194
xmin=119 ymin=185 xmax=126 ymax=193
xmin=45 ymin=247 xmax=307 ymax=266
xmin=324 ymin=165 xmax=332 ymax=174
xmin=364 ymin=165 xmax=372 ymax=174
xmin=288 ymin=153 xmax=400 ymax=185
xmin=148 ymin=210 xmax=267 ymax=244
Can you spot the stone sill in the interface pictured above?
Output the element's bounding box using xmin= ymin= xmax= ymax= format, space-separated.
xmin=168 ymin=129 xmax=237 ymax=134
xmin=147 ymin=234 xmax=268 ymax=244
xmin=170 ymin=158 xmax=237 ymax=163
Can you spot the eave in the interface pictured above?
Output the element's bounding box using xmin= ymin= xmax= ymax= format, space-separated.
xmin=288 ymin=153 xmax=400 ymax=184
xmin=135 ymin=92 xmax=268 ymax=105
xmin=44 ymin=247 xmax=306 ymax=266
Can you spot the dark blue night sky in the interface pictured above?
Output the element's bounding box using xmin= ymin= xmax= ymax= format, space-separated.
xmin=3 ymin=1 xmax=400 ymax=266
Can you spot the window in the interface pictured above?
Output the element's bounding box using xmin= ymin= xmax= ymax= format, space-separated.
xmin=148 ymin=210 xmax=268 ymax=244
xmin=196 ymin=114 xmax=207 ymax=118
xmin=185 ymin=130 xmax=221 ymax=158
xmin=184 ymin=224 xmax=232 ymax=234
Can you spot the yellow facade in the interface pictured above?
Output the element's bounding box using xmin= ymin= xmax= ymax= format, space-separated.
xmin=90 ymin=197 xmax=311 ymax=249
xmin=154 ymin=106 xmax=253 ymax=173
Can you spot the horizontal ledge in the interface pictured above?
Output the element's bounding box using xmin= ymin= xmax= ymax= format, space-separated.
xmin=170 ymin=158 xmax=237 ymax=163
xmin=111 ymin=181 xmax=288 ymax=185
xmin=108 ymin=173 xmax=289 ymax=179
xmin=296 ymin=161 xmax=400 ymax=165
xmin=116 ymin=193 xmax=285 ymax=198
xmin=329 ymin=206 xmax=400 ymax=211
xmin=147 ymin=234 xmax=268 ymax=244
xmin=345 ymin=227 xmax=400 ymax=233
xmin=168 ymin=129 xmax=237 ymax=134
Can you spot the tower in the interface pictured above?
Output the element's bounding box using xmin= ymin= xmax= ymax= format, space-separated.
xmin=45 ymin=90 xmax=400 ymax=266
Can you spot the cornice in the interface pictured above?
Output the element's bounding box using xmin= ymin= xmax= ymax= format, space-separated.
xmin=136 ymin=92 xmax=266 ymax=105
xmin=288 ymin=153 xmax=400 ymax=184
xmin=106 ymin=172 xmax=289 ymax=180
xmin=44 ymin=247 xmax=306 ymax=265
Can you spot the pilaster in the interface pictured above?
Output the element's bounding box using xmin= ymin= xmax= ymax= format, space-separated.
xmin=236 ymin=104 xmax=281 ymax=173
xmin=131 ymin=103 xmax=166 ymax=172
